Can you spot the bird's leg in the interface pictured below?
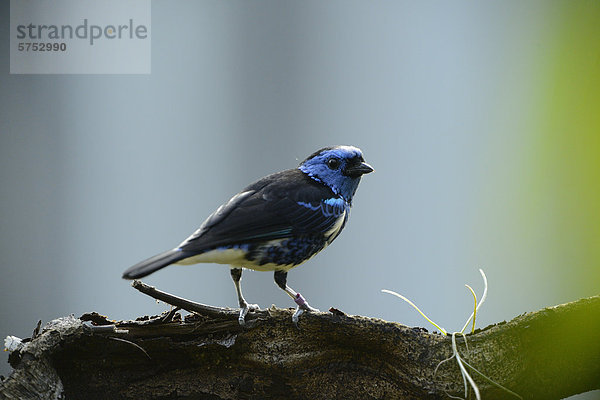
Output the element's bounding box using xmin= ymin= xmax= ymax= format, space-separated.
xmin=230 ymin=267 xmax=259 ymax=325
xmin=274 ymin=270 xmax=319 ymax=325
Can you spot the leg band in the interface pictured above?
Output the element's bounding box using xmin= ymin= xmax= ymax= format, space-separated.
xmin=295 ymin=293 xmax=307 ymax=307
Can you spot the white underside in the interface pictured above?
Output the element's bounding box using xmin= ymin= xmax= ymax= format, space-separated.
xmin=173 ymin=240 xmax=300 ymax=272
xmin=176 ymin=248 xmax=249 ymax=266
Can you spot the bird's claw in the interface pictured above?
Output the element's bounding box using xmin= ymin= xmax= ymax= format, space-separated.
xmin=292 ymin=293 xmax=319 ymax=326
xmin=238 ymin=303 xmax=260 ymax=325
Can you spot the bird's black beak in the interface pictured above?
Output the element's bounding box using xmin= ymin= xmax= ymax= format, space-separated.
xmin=344 ymin=162 xmax=374 ymax=178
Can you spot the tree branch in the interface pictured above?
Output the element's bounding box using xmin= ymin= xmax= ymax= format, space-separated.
xmin=1 ymin=284 xmax=598 ymax=400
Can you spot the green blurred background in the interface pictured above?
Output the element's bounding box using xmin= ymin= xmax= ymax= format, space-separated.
xmin=534 ymin=2 xmax=600 ymax=296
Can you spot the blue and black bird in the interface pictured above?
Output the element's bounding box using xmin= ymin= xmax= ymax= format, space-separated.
xmin=122 ymin=145 xmax=373 ymax=324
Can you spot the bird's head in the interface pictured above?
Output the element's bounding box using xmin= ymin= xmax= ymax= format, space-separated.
xmin=299 ymin=145 xmax=373 ymax=203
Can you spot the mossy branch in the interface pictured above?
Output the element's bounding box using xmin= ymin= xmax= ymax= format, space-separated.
xmin=1 ymin=284 xmax=598 ymax=400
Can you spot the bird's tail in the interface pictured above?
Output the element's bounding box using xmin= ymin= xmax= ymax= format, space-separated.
xmin=122 ymin=249 xmax=188 ymax=279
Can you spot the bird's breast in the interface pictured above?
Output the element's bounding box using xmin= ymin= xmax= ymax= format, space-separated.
xmin=324 ymin=210 xmax=347 ymax=245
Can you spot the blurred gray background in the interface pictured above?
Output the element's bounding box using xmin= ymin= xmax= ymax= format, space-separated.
xmin=1 ymin=2 xmax=599 ymax=397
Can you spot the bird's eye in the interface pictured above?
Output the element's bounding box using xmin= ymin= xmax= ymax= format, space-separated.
xmin=327 ymin=158 xmax=340 ymax=170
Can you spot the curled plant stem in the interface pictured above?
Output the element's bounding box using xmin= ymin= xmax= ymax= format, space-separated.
xmin=461 ymin=359 xmax=523 ymax=400
xmin=452 ymin=332 xmax=481 ymax=400
xmin=381 ymin=289 xmax=447 ymax=335
xmin=385 ymin=269 xmax=522 ymax=400
xmin=464 ymin=284 xmax=477 ymax=334
xmin=460 ymin=269 xmax=488 ymax=334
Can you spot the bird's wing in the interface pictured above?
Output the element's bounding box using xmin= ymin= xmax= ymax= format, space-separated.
xmin=178 ymin=169 xmax=347 ymax=253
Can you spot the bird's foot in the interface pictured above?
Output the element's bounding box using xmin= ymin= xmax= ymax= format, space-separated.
xmin=292 ymin=293 xmax=319 ymax=326
xmin=238 ymin=302 xmax=260 ymax=325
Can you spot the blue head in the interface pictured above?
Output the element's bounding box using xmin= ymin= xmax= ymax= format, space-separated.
xmin=299 ymin=145 xmax=373 ymax=203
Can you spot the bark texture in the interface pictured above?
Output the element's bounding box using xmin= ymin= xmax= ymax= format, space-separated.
xmin=1 ymin=292 xmax=598 ymax=400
